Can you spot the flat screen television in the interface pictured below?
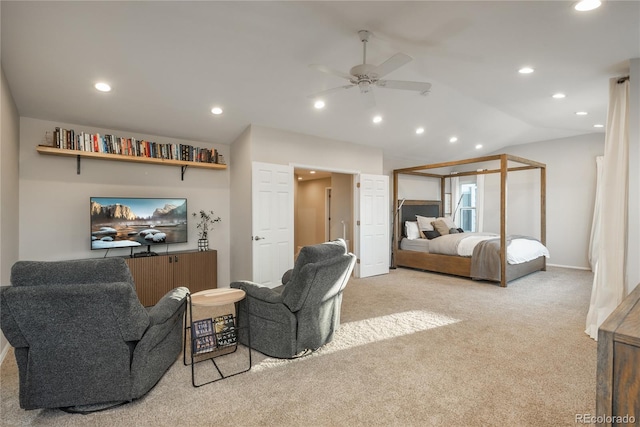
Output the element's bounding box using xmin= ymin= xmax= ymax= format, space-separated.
xmin=90 ymin=197 xmax=187 ymax=253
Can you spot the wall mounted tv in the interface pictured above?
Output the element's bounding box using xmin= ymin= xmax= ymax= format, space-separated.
xmin=90 ymin=197 xmax=187 ymax=253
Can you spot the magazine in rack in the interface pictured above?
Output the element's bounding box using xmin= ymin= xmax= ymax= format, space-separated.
xmin=214 ymin=314 xmax=237 ymax=346
xmin=191 ymin=318 xmax=216 ymax=354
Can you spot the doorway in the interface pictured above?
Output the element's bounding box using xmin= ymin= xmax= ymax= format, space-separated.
xmin=294 ymin=168 xmax=353 ymax=253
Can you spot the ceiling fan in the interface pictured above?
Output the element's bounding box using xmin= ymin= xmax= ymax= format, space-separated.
xmin=309 ymin=30 xmax=432 ymax=107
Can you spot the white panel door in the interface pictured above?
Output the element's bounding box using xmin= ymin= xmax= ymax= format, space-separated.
xmin=252 ymin=162 xmax=294 ymax=288
xmin=356 ymin=174 xmax=389 ymax=278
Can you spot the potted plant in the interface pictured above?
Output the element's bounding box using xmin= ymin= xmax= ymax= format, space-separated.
xmin=192 ymin=210 xmax=221 ymax=251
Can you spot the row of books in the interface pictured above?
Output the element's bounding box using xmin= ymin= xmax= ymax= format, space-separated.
xmin=191 ymin=314 xmax=237 ymax=355
xmin=51 ymin=127 xmax=225 ymax=165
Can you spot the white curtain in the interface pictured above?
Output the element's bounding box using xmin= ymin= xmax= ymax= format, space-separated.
xmin=588 ymin=156 xmax=604 ymax=270
xmin=476 ymin=175 xmax=485 ymax=232
xmin=585 ymin=78 xmax=630 ymax=340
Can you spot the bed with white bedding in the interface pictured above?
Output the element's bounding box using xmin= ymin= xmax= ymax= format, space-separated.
xmin=400 ymin=232 xmax=549 ymax=262
xmin=395 ymin=200 xmax=549 ymax=285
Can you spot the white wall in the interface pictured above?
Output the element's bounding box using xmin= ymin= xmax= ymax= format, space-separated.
xmin=1 ymin=66 xmax=21 ymax=361
xmin=487 ymin=134 xmax=604 ymax=269
xmin=251 ymin=125 xmax=383 ymax=174
xmin=19 ymin=117 xmax=232 ymax=287
xmin=229 ymin=126 xmax=253 ymax=282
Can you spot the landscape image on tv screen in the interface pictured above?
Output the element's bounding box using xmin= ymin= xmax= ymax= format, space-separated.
xmin=91 ymin=197 xmax=187 ymax=250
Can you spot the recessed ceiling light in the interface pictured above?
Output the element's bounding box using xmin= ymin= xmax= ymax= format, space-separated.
xmin=449 ymin=136 xmax=458 ymax=143
xmin=594 ymin=124 xmax=604 ymax=128
xmin=552 ymin=93 xmax=566 ymax=99
xmin=211 ymin=107 xmax=223 ymax=115
xmin=314 ymin=100 xmax=325 ymax=109
xmin=475 ymin=144 xmax=483 ymax=150
xmin=518 ymin=67 xmax=534 ymax=74
xmin=575 ymin=0 xmax=601 ymax=11
xmin=576 ymin=111 xmax=588 ymax=116
xmin=94 ymin=82 xmax=111 ymax=92
xmin=416 ymin=127 xmax=425 ymax=135
xmin=372 ymin=115 xmax=382 ymax=124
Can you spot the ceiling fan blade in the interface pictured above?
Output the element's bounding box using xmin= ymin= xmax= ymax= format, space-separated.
xmin=307 ymin=84 xmax=355 ymax=99
xmin=376 ymin=80 xmax=432 ymax=95
xmin=309 ymin=64 xmax=353 ymax=81
xmin=372 ymin=53 xmax=413 ymax=79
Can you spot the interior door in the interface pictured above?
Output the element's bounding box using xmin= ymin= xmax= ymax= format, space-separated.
xmin=251 ymin=162 xmax=294 ymax=288
xmin=356 ymin=174 xmax=389 ymax=278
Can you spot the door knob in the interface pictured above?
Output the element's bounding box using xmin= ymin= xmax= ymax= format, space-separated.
xmin=254 ymin=236 xmax=265 ymax=241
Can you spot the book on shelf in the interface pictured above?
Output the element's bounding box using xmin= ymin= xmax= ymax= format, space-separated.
xmin=213 ymin=314 xmax=237 ymax=346
xmin=191 ymin=318 xmax=216 ymax=355
xmin=44 ymin=127 xmax=224 ymax=165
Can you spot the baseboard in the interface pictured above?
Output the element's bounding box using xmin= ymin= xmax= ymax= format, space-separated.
xmin=547 ymin=263 xmax=592 ymax=271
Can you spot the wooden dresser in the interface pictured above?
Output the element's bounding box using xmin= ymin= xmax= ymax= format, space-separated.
xmin=597 ymin=283 xmax=640 ymax=426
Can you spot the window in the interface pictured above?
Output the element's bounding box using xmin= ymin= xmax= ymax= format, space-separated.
xmin=458 ymin=182 xmax=477 ymax=232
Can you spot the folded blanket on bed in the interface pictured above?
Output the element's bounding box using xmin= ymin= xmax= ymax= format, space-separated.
xmin=471 ymin=235 xmax=548 ymax=281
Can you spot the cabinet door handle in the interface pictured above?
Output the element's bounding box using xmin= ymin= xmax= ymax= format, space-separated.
xmin=174 ymin=256 xmax=179 ymax=263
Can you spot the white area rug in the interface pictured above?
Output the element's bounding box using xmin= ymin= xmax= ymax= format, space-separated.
xmin=252 ymin=310 xmax=460 ymax=371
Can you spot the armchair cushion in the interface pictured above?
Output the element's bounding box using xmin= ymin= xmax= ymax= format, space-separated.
xmin=10 ymin=258 xmax=135 ymax=288
xmin=282 ymin=239 xmax=347 ymax=312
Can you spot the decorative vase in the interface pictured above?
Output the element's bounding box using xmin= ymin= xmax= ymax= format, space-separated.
xmin=198 ymin=239 xmax=209 ymax=252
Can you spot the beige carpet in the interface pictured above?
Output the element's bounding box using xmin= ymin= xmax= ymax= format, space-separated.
xmin=0 ymin=266 xmax=597 ymax=426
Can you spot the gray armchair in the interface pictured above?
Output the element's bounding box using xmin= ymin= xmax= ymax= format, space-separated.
xmin=231 ymin=239 xmax=356 ymax=358
xmin=0 ymin=258 xmax=187 ymax=411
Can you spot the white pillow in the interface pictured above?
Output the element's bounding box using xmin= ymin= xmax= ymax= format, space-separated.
xmin=404 ymin=221 xmax=421 ymax=240
xmin=416 ymin=215 xmax=436 ymax=232
xmin=437 ymin=216 xmax=457 ymax=230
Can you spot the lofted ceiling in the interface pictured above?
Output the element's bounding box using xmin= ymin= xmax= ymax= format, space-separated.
xmin=2 ymin=1 xmax=639 ymax=164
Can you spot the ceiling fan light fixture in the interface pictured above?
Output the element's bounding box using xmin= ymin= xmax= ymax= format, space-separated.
xmin=575 ymin=0 xmax=601 ymax=11
xmin=416 ymin=127 xmax=425 ymax=135
xmin=518 ymin=67 xmax=534 ymax=74
xmin=449 ymin=136 xmax=458 ymax=143
xmin=94 ymin=82 xmax=111 ymax=92
xmin=372 ymin=115 xmax=382 ymax=124
xmin=211 ymin=107 xmax=223 ymax=115
xmin=552 ymin=93 xmax=566 ymax=99
xmin=314 ymin=100 xmax=325 ymax=109
xmin=358 ymin=80 xmax=372 ymax=93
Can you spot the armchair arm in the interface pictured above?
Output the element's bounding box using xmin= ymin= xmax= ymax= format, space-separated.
xmin=147 ymin=287 xmax=189 ymax=326
xmin=230 ymin=281 xmax=284 ymax=304
xmin=281 ymin=269 xmax=293 ymax=285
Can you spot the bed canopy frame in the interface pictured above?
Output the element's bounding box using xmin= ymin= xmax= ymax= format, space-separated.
xmin=392 ymin=154 xmax=546 ymax=287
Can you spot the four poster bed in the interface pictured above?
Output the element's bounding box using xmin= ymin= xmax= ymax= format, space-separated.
xmin=392 ymin=154 xmax=549 ymax=287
